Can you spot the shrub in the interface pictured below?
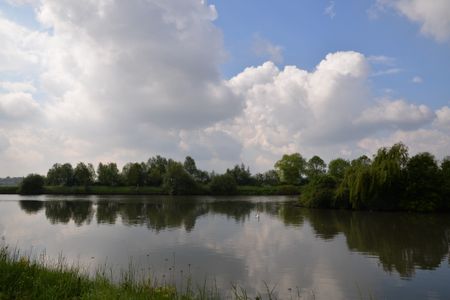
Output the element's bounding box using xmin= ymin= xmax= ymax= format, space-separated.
xmin=163 ymin=161 xmax=197 ymax=195
xmin=299 ymin=175 xmax=337 ymax=208
xmin=19 ymin=174 xmax=45 ymax=195
xmin=209 ymin=174 xmax=237 ymax=195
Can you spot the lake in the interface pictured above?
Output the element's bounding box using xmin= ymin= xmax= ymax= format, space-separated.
xmin=1 ymin=195 xmax=449 ymax=299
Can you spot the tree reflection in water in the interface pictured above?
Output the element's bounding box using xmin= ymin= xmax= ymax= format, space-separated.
xmin=18 ymin=198 xmax=450 ymax=278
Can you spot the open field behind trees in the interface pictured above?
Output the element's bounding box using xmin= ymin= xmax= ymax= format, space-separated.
xmin=11 ymin=142 xmax=450 ymax=212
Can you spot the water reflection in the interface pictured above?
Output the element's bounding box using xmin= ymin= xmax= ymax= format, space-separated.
xmin=282 ymin=208 xmax=450 ymax=278
xmin=17 ymin=197 xmax=450 ymax=279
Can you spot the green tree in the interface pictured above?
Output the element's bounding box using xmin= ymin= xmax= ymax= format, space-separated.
xmin=337 ymin=143 xmax=408 ymax=210
xmin=306 ymin=155 xmax=327 ymax=179
xmin=441 ymin=157 xmax=450 ymax=209
xmin=299 ymin=174 xmax=337 ymax=208
xmin=209 ymin=173 xmax=238 ymax=195
xmin=226 ymin=163 xmax=253 ymax=185
xmin=328 ymin=158 xmax=350 ymax=180
xmin=274 ymin=153 xmax=306 ymax=185
xmin=263 ymin=170 xmax=280 ymax=185
xmin=97 ymin=162 xmax=121 ymax=186
xmin=163 ymin=160 xmax=197 ymax=195
xmin=73 ymin=162 xmax=95 ymax=187
xmin=193 ymin=170 xmax=211 ymax=184
xmin=146 ymin=155 xmax=168 ymax=186
xmin=46 ymin=163 xmax=74 ymax=186
xmin=183 ymin=156 xmax=198 ymax=175
xmin=183 ymin=156 xmax=210 ymax=184
xmin=401 ymin=152 xmax=442 ymax=212
xmin=254 ymin=170 xmax=280 ymax=186
xmin=19 ymin=174 xmax=45 ymax=195
xmin=122 ymin=163 xmax=146 ymax=186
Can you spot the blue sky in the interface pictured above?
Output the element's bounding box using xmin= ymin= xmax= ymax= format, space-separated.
xmin=211 ymin=0 xmax=450 ymax=108
xmin=0 ymin=0 xmax=449 ymax=176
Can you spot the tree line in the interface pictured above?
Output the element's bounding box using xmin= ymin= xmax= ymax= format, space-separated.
xmin=299 ymin=143 xmax=450 ymax=212
xmin=20 ymin=155 xmax=285 ymax=195
xmin=19 ymin=142 xmax=450 ymax=212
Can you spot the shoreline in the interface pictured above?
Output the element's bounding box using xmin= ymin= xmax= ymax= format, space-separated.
xmin=0 ymin=185 xmax=301 ymax=196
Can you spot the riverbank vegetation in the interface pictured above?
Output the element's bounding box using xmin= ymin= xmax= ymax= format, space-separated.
xmin=7 ymin=142 xmax=450 ymax=211
xmin=300 ymin=143 xmax=450 ymax=212
xmin=1 ymin=244 xmax=290 ymax=300
xmin=0 ymin=245 xmax=219 ymax=299
xmin=12 ymin=154 xmax=300 ymax=196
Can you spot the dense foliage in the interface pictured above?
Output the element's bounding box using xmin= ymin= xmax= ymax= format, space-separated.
xmin=301 ymin=143 xmax=450 ymax=212
xmin=209 ymin=174 xmax=238 ymax=195
xmin=19 ymin=174 xmax=45 ymax=195
xmin=14 ymin=142 xmax=450 ymax=209
xmin=32 ymin=155 xmax=285 ymax=195
xmin=163 ymin=160 xmax=198 ymax=195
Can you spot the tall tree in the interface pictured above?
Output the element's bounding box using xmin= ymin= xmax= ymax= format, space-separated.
xmin=122 ymin=163 xmax=146 ymax=187
xmin=441 ymin=157 xmax=450 ymax=209
xmin=163 ymin=160 xmax=197 ymax=195
xmin=306 ymin=155 xmax=327 ymax=179
xmin=226 ymin=163 xmax=253 ymax=185
xmin=401 ymin=153 xmax=442 ymax=212
xmin=337 ymin=143 xmax=408 ymax=210
xmin=274 ymin=153 xmax=306 ymax=185
xmin=183 ymin=156 xmax=198 ymax=176
xmin=97 ymin=162 xmax=120 ymax=186
xmin=328 ymin=158 xmax=350 ymax=180
xmin=73 ymin=162 xmax=95 ymax=187
xmin=46 ymin=163 xmax=74 ymax=186
xmin=147 ymin=155 xmax=168 ymax=186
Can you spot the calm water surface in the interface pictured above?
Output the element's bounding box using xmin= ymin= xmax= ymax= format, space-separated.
xmin=1 ymin=195 xmax=449 ymax=299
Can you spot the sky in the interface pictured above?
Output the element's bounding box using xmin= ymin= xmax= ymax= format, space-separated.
xmin=0 ymin=0 xmax=449 ymax=177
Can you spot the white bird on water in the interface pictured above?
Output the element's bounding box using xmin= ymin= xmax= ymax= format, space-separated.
xmin=255 ymin=213 xmax=260 ymax=218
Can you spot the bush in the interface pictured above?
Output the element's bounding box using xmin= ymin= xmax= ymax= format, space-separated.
xmin=19 ymin=174 xmax=45 ymax=195
xmin=209 ymin=174 xmax=237 ymax=195
xmin=163 ymin=161 xmax=197 ymax=195
xmin=299 ymin=175 xmax=337 ymax=208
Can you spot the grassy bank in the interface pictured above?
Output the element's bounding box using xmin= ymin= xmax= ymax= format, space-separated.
xmin=0 ymin=185 xmax=301 ymax=196
xmin=43 ymin=185 xmax=167 ymax=195
xmin=236 ymin=185 xmax=301 ymax=195
xmin=0 ymin=186 xmax=18 ymax=194
xmin=0 ymin=245 xmax=292 ymax=300
xmin=0 ymin=245 xmax=220 ymax=300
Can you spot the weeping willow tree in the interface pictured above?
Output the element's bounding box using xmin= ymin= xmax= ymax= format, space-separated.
xmin=336 ymin=143 xmax=408 ymax=210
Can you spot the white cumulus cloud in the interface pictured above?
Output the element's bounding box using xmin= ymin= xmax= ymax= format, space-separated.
xmin=252 ymin=35 xmax=284 ymax=64
xmin=355 ymin=99 xmax=434 ymax=130
xmin=0 ymin=1 xmax=449 ymax=176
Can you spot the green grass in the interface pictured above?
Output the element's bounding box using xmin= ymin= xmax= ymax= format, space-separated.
xmin=0 ymin=245 xmax=296 ymax=300
xmin=0 ymin=245 xmax=220 ymax=300
xmin=43 ymin=185 xmax=166 ymax=195
xmin=236 ymin=185 xmax=301 ymax=196
xmin=0 ymin=186 xmax=18 ymax=194
xmin=1 ymin=184 xmax=300 ymax=196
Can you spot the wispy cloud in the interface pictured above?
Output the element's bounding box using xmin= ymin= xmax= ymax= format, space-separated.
xmin=372 ymin=68 xmax=402 ymax=76
xmin=252 ymin=34 xmax=284 ymax=64
xmin=324 ymin=1 xmax=336 ymax=19
xmin=412 ymin=76 xmax=423 ymax=84
xmin=368 ymin=55 xmax=396 ymax=66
